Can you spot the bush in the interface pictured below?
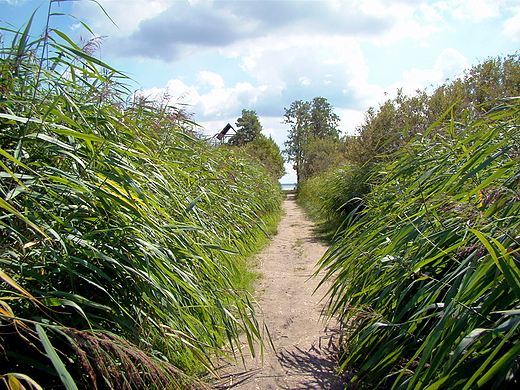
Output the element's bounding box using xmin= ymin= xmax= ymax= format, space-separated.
xmin=297 ymin=164 xmax=372 ymax=237
xmin=318 ymin=99 xmax=520 ymax=389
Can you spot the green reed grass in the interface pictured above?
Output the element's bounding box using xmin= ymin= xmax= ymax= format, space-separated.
xmin=297 ymin=164 xmax=372 ymax=240
xmin=0 ymin=4 xmax=282 ymax=389
xmin=318 ymin=100 xmax=520 ymax=389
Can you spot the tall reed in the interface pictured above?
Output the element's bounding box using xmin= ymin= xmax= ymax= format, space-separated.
xmin=0 ymin=5 xmax=281 ymax=389
xmin=297 ymin=164 xmax=372 ymax=238
xmin=319 ymin=100 xmax=520 ymax=389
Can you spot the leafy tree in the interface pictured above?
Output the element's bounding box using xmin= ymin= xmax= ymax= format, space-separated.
xmin=465 ymin=53 xmax=520 ymax=110
xmin=301 ymin=137 xmax=347 ymax=180
xmin=227 ymin=109 xmax=285 ymax=180
xmin=346 ymin=52 xmax=520 ymax=167
xmin=283 ymin=97 xmax=340 ymax=182
xmin=243 ymin=134 xmax=286 ymax=180
xmin=229 ymin=109 xmax=262 ymax=146
xmin=283 ymin=100 xmax=311 ymax=183
xmin=344 ymin=100 xmax=400 ymax=166
xmin=309 ymin=96 xmax=341 ymax=139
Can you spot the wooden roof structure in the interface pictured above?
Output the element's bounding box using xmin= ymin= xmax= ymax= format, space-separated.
xmin=216 ymin=123 xmax=235 ymax=140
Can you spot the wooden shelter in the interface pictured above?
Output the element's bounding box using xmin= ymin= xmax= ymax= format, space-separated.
xmin=216 ymin=123 xmax=235 ymax=140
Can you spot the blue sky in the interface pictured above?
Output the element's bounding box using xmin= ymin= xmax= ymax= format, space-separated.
xmin=2 ymin=0 xmax=520 ymax=183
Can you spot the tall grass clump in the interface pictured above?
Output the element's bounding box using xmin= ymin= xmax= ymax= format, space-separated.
xmin=0 ymin=5 xmax=281 ymax=389
xmin=297 ymin=164 xmax=372 ymax=239
xmin=318 ymin=99 xmax=520 ymax=389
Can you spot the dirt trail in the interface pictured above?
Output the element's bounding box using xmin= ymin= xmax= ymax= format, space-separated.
xmin=214 ymin=194 xmax=344 ymax=390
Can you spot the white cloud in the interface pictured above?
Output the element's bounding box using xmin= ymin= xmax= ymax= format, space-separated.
xmin=131 ymin=33 xmax=380 ymax=124
xmin=133 ymin=30 xmax=390 ymax=140
xmin=260 ymin=116 xmax=288 ymax=145
xmin=346 ymin=77 xmax=385 ymax=108
xmin=337 ymin=108 xmax=368 ymax=135
xmin=196 ymin=81 xmax=262 ymax=118
xmin=447 ymin=0 xmax=502 ymax=21
xmin=422 ymin=0 xmax=508 ymax=23
xmin=73 ymin=0 xmax=170 ymax=36
xmin=363 ymin=1 xmax=440 ymax=45
xmin=197 ymin=71 xmax=225 ymax=89
xmin=384 ymin=18 xmax=438 ymax=45
xmin=134 ymin=79 xmax=198 ymax=108
xmin=76 ymin=0 xmax=397 ymax=62
xmin=227 ymin=35 xmax=373 ymax=107
xmin=403 ymin=48 xmax=469 ymax=86
xmin=502 ymin=8 xmax=520 ymax=41
xmin=299 ymin=77 xmax=311 ymax=86
xmin=198 ymin=118 xmax=233 ymax=138
xmin=137 ymin=74 xmax=278 ymax=121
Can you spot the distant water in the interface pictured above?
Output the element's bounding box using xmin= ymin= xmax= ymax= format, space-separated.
xmin=281 ymin=183 xmax=297 ymax=191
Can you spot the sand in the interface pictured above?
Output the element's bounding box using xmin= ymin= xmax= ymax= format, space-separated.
xmin=214 ymin=194 xmax=344 ymax=390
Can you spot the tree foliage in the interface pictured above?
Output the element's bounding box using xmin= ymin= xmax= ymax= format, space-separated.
xmin=302 ymin=137 xmax=347 ymax=179
xmin=227 ymin=110 xmax=285 ymax=181
xmin=229 ymin=109 xmax=262 ymax=146
xmin=283 ymin=97 xmax=341 ymax=182
xmin=345 ymin=52 xmax=520 ymax=166
xmin=243 ymin=134 xmax=286 ymax=180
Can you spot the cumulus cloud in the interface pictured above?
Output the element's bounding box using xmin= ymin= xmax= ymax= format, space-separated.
xmin=86 ymin=0 xmax=399 ymax=62
xmin=197 ymin=71 xmax=225 ymax=89
xmin=114 ymin=3 xmax=246 ymax=61
xmin=502 ymin=8 xmax=520 ymax=41
xmin=446 ymin=0 xmax=502 ymax=21
xmin=337 ymin=108 xmax=368 ymax=135
xmin=132 ymin=29 xmax=382 ymax=125
xmin=227 ymin=34 xmax=374 ymax=109
xmin=136 ymin=72 xmax=279 ymax=121
xmin=420 ymin=0 xmax=510 ymax=24
xmin=69 ymin=0 xmax=515 ymax=156
xmin=403 ymin=48 xmax=468 ymax=87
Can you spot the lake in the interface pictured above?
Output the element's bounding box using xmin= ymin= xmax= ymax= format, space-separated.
xmin=281 ymin=183 xmax=297 ymax=191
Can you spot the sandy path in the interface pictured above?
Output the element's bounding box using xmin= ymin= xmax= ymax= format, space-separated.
xmin=214 ymin=194 xmax=344 ymax=390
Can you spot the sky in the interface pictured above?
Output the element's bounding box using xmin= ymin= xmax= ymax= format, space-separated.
xmin=2 ymin=0 xmax=520 ymax=183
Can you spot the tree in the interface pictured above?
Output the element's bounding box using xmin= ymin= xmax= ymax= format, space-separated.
xmin=302 ymin=137 xmax=347 ymax=179
xmin=227 ymin=109 xmax=285 ymax=180
xmin=345 ymin=99 xmax=400 ymax=166
xmin=309 ymin=96 xmax=340 ymax=139
xmin=283 ymin=97 xmax=340 ymax=182
xmin=283 ymin=100 xmax=311 ymax=183
xmin=229 ymin=109 xmax=262 ymax=146
xmin=346 ymin=52 xmax=520 ymax=167
xmin=243 ymin=135 xmax=286 ymax=180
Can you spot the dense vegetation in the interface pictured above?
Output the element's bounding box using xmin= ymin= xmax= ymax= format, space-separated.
xmin=5 ymin=3 xmax=520 ymax=389
xmin=283 ymin=97 xmax=345 ymax=183
xmin=227 ymin=109 xmax=286 ymax=181
xmin=296 ymin=54 xmax=520 ymax=389
xmin=0 ymin=7 xmax=282 ymax=390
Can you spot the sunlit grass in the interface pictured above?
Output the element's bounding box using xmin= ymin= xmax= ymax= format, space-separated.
xmin=297 ymin=164 xmax=372 ymax=242
xmin=317 ymin=100 xmax=520 ymax=389
xmin=0 ymin=5 xmax=282 ymax=389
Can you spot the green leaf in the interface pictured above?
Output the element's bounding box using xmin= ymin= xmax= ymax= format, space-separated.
xmin=470 ymin=229 xmax=520 ymax=299
xmin=35 ymin=325 xmax=78 ymax=390
xmin=6 ymin=374 xmax=43 ymax=390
